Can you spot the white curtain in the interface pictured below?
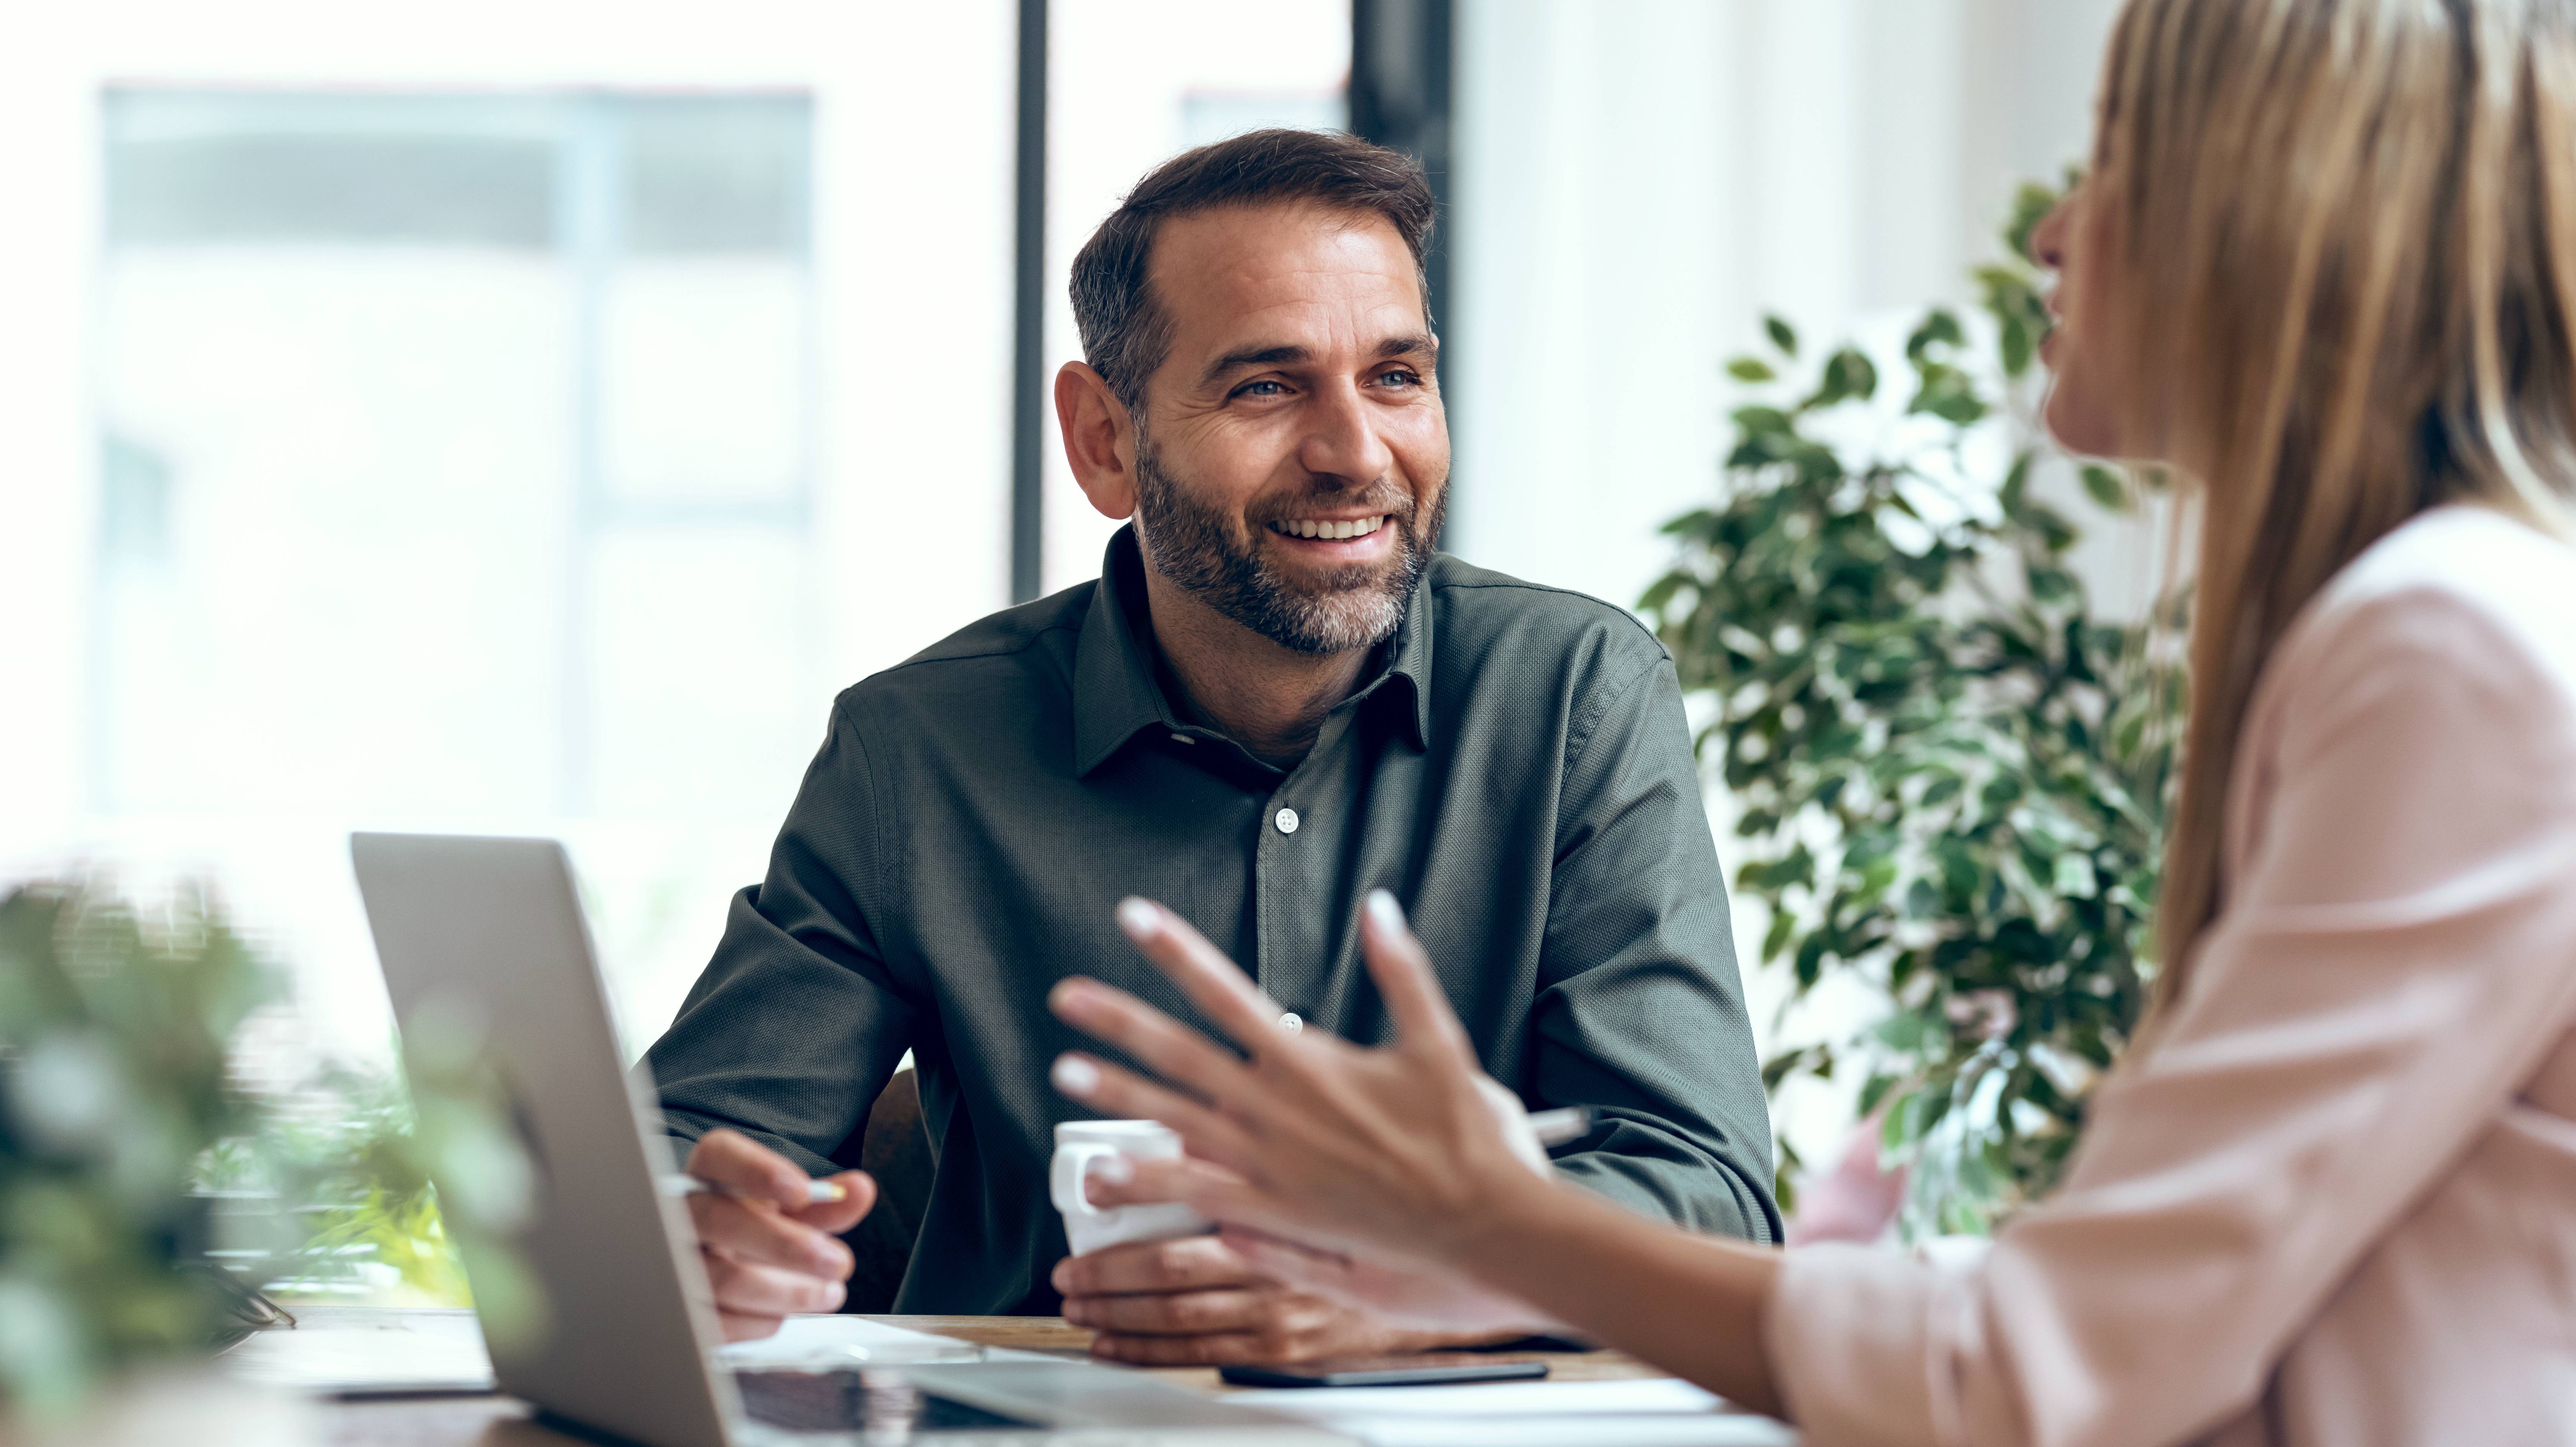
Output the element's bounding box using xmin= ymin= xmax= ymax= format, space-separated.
xmin=1448 ymin=0 xmax=2123 ymax=609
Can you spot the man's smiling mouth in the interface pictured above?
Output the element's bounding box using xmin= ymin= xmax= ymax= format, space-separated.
xmin=1265 ymin=515 xmax=1390 ymax=541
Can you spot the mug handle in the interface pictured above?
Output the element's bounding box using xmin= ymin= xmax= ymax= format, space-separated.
xmin=1050 ymin=1143 xmax=1120 ymax=1218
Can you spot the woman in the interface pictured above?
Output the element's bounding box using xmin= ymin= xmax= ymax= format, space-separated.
xmin=1045 ymin=0 xmax=2576 ymax=1442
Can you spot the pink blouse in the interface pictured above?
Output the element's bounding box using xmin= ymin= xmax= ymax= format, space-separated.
xmin=1765 ymin=506 xmax=2576 ymax=1447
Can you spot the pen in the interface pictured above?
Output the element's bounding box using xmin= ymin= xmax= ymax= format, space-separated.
xmin=659 ymin=1174 xmax=849 ymax=1205
xmin=1527 ymin=1106 xmax=1591 ymax=1148
xmin=662 ymin=1117 xmax=1586 ymax=1205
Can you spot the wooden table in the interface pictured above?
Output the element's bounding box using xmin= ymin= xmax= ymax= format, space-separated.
xmin=319 ymin=1314 xmax=1667 ymax=1445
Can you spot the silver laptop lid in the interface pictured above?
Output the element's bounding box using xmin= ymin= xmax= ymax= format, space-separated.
xmin=352 ymin=831 xmax=738 ymax=1447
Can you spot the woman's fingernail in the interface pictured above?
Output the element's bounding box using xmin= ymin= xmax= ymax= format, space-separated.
xmin=1367 ymin=889 xmax=1406 ymax=931
xmin=1052 ymin=1055 xmax=1101 ymax=1096
xmin=1116 ymin=897 xmax=1160 ymax=940
xmin=1093 ymin=1153 xmax=1134 ymax=1184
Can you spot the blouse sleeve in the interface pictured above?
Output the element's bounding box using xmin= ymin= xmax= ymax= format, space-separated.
xmin=1763 ymin=584 xmax=2576 ymax=1447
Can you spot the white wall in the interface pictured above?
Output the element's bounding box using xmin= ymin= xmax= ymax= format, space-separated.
xmin=1448 ymin=0 xmax=2121 ymax=610
xmin=1447 ymin=0 xmax=1733 ymax=616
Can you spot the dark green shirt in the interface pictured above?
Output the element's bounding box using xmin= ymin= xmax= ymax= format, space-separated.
xmin=648 ymin=528 xmax=1778 ymax=1315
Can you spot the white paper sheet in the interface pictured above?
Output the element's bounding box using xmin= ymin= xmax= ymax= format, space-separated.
xmin=1334 ymin=1417 xmax=1795 ymax=1446
xmin=226 ymin=1311 xmax=1019 ymax=1395
xmin=1229 ymin=1378 xmax=1799 ymax=1447
xmin=718 ymin=1313 xmax=1061 ymax=1368
xmin=718 ymin=1314 xmax=965 ymax=1363
xmin=1232 ymin=1378 xmax=1722 ymax=1417
xmin=220 ymin=1308 xmax=495 ymax=1393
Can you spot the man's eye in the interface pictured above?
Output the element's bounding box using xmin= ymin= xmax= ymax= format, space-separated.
xmin=1377 ymin=369 xmax=1422 ymax=388
xmin=1234 ymin=379 xmax=1288 ymax=398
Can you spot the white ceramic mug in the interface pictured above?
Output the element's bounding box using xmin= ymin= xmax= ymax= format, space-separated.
xmin=1049 ymin=1119 xmax=1212 ymax=1257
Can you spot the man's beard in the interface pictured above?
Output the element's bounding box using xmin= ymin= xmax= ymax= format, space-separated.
xmin=1131 ymin=434 xmax=1444 ymax=656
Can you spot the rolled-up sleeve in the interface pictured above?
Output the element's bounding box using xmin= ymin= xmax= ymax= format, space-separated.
xmin=1764 ymin=587 xmax=2576 ymax=1447
xmin=646 ymin=697 xmax=920 ymax=1176
xmin=1536 ymin=654 xmax=1783 ymax=1243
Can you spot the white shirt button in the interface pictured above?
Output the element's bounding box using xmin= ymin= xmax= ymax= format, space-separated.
xmin=1168 ymin=732 xmax=1194 ymax=745
xmin=1278 ymin=1012 xmax=1304 ymax=1034
xmin=1274 ymin=807 xmax=1300 ymax=835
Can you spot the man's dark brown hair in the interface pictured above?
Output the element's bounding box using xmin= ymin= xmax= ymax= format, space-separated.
xmin=1069 ymin=128 xmax=1436 ymax=416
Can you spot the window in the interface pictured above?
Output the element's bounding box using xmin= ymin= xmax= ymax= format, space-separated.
xmin=93 ymin=89 xmax=823 ymax=1056
xmin=98 ymin=89 xmax=817 ymax=820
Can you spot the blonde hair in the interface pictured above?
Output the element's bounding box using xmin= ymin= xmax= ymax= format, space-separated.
xmin=2091 ymin=0 xmax=2576 ymax=1014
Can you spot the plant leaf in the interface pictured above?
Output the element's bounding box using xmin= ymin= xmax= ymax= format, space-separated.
xmin=2080 ymin=464 xmax=2131 ymax=513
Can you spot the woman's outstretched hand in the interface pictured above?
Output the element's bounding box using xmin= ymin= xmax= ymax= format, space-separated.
xmin=1045 ymin=890 xmax=1558 ymax=1279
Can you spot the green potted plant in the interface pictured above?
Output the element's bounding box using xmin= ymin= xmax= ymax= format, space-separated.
xmin=1643 ymin=182 xmax=2183 ymax=1237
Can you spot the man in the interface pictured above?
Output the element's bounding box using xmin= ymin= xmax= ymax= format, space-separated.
xmin=646 ymin=128 xmax=1777 ymax=1365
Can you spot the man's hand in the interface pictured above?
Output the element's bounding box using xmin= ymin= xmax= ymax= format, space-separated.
xmin=1050 ymin=1235 xmax=1520 ymax=1365
xmin=681 ymin=1128 xmax=875 ymax=1342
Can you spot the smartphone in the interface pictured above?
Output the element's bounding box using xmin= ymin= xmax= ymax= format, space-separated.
xmin=1218 ymin=1355 xmax=1551 ymax=1389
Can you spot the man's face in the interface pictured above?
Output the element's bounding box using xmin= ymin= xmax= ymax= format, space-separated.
xmin=1128 ymin=201 xmax=1449 ymax=655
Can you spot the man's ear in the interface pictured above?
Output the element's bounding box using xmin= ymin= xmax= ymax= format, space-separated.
xmin=1055 ymin=362 xmax=1139 ymax=521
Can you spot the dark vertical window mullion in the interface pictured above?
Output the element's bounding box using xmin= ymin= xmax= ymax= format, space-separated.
xmin=1011 ymin=0 xmax=1050 ymax=603
xmin=1350 ymin=0 xmax=1455 ymax=337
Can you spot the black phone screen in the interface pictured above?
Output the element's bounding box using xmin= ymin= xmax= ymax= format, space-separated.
xmin=1218 ymin=1355 xmax=1552 ymax=1389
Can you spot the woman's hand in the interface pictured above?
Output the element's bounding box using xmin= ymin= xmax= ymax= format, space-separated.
xmin=1045 ymin=890 xmax=1559 ymax=1275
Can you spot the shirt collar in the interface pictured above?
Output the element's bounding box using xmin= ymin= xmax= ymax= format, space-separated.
xmin=1071 ymin=526 xmax=1435 ymax=777
xmin=1071 ymin=528 xmax=1177 ymax=777
xmin=1377 ymin=561 xmax=1435 ymax=751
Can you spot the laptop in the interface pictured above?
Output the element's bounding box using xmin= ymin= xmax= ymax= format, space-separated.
xmin=351 ymin=831 xmax=1342 ymax=1445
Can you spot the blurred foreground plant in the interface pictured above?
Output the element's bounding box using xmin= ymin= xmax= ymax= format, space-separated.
xmin=1643 ymin=181 xmax=2183 ymax=1236
xmin=0 ymin=878 xmax=545 ymax=1418
xmin=214 ymin=1021 xmax=546 ymax=1351
xmin=0 ymin=883 xmax=279 ymax=1413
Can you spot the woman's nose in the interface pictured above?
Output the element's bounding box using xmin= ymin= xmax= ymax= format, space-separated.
xmin=2031 ymin=197 xmax=2073 ymax=271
